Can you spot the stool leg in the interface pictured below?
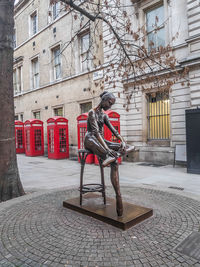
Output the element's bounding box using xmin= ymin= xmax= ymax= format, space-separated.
xmin=99 ymin=158 xmax=106 ymax=205
xmin=79 ymin=152 xmax=86 ymax=206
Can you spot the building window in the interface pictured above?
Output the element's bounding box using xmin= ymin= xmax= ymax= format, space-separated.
xmin=147 ymin=92 xmax=170 ymax=140
xmin=13 ymin=29 xmax=16 ymax=48
xmin=80 ymin=32 xmax=92 ymax=72
xmin=146 ymin=5 xmax=165 ymax=50
xmin=54 ymin=107 xmax=63 ymax=116
xmin=30 ymin=11 xmax=38 ymax=36
xmin=52 ymin=2 xmax=60 ymax=20
xmin=20 ymin=114 xmax=24 ymax=122
xmin=52 ymin=46 xmax=61 ymax=80
xmin=18 ymin=66 xmax=22 ymax=92
xmin=33 ymin=111 xmax=40 ymax=119
xmin=13 ymin=69 xmax=17 ymax=94
xmin=31 ymin=57 xmax=39 ymax=89
xmin=80 ymin=102 xmax=92 ymax=114
xmin=13 ymin=66 xmax=22 ymax=94
xmin=14 ymin=115 xmax=18 ymax=121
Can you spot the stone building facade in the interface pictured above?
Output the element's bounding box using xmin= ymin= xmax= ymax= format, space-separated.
xmin=13 ymin=0 xmax=104 ymax=156
xmin=103 ymin=0 xmax=200 ymax=164
xmin=14 ymin=0 xmax=200 ymax=163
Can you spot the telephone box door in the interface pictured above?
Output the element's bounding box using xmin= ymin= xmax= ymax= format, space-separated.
xmin=15 ymin=121 xmax=25 ymax=154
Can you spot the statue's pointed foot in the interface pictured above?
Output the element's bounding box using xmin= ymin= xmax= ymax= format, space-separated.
xmin=116 ymin=195 xmax=123 ymax=217
xmin=126 ymin=145 xmax=135 ymax=153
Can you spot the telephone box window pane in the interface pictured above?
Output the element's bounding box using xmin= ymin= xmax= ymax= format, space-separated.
xmin=49 ymin=128 xmax=54 ymax=153
xmin=111 ymin=126 xmax=118 ymax=142
xmin=59 ymin=128 xmax=66 ymax=152
xmin=35 ymin=129 xmax=42 ymax=151
xmin=16 ymin=129 xmax=23 ymax=148
xmin=26 ymin=130 xmax=30 ymax=151
xmin=80 ymin=127 xmax=86 ymax=149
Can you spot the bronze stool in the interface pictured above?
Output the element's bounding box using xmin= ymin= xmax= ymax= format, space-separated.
xmin=78 ymin=149 xmax=106 ymax=205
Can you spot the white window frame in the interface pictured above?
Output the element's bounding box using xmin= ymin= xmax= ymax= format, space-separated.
xmin=18 ymin=65 xmax=22 ymax=93
xmin=13 ymin=28 xmax=16 ymax=48
xmin=13 ymin=65 xmax=23 ymax=95
xmin=145 ymin=4 xmax=165 ymax=50
xmin=20 ymin=113 xmax=24 ymax=122
xmin=13 ymin=69 xmax=17 ymax=95
xmin=80 ymin=31 xmax=92 ymax=72
xmin=31 ymin=57 xmax=39 ymax=89
xmin=80 ymin=101 xmax=92 ymax=114
xmin=15 ymin=113 xmax=24 ymax=122
xmin=29 ymin=10 xmax=38 ymax=36
xmin=52 ymin=2 xmax=60 ymax=20
xmin=52 ymin=45 xmax=62 ymax=80
xmin=33 ymin=110 xmax=41 ymax=119
xmin=53 ymin=106 xmax=64 ymax=117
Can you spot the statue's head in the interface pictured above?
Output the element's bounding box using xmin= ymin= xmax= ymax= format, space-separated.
xmin=100 ymin=91 xmax=116 ymax=111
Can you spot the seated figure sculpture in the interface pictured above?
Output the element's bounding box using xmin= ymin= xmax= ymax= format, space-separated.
xmin=84 ymin=91 xmax=135 ymax=216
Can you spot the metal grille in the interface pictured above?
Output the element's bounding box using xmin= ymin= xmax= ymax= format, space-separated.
xmin=34 ymin=129 xmax=42 ymax=151
xmin=147 ymin=93 xmax=170 ymax=140
xmin=49 ymin=129 xmax=54 ymax=153
xmin=26 ymin=130 xmax=30 ymax=151
xmin=59 ymin=128 xmax=66 ymax=152
xmin=16 ymin=129 xmax=23 ymax=148
xmin=80 ymin=127 xmax=86 ymax=149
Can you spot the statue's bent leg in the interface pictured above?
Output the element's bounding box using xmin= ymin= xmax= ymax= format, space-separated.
xmin=110 ymin=161 xmax=123 ymax=216
xmin=85 ymin=136 xmax=107 ymax=160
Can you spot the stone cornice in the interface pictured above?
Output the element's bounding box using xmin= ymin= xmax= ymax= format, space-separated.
xmin=14 ymin=0 xmax=30 ymax=14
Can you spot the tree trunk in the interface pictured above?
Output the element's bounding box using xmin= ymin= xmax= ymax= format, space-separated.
xmin=0 ymin=0 xmax=25 ymax=201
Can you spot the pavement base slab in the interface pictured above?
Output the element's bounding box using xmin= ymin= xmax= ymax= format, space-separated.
xmin=0 ymin=186 xmax=200 ymax=267
xmin=175 ymin=231 xmax=200 ymax=261
xmin=63 ymin=193 xmax=153 ymax=230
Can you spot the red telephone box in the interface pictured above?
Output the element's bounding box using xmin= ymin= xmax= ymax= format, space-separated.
xmin=24 ymin=119 xmax=44 ymax=157
xmin=15 ymin=120 xmax=25 ymax=154
xmin=47 ymin=116 xmax=69 ymax=159
xmin=95 ymin=110 xmax=121 ymax=164
xmin=77 ymin=113 xmax=94 ymax=164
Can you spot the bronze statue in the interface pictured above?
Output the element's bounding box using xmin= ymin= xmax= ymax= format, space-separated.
xmin=84 ymin=91 xmax=135 ymax=216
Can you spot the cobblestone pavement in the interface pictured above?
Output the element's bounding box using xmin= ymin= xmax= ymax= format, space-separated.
xmin=0 ymin=187 xmax=200 ymax=267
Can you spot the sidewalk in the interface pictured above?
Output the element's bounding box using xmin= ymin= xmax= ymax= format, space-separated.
xmin=17 ymin=154 xmax=200 ymax=200
xmin=0 ymin=155 xmax=199 ymax=267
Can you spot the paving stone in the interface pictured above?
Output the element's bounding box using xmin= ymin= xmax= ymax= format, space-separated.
xmin=0 ymin=187 xmax=200 ymax=266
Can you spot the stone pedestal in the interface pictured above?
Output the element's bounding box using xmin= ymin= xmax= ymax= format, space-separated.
xmin=63 ymin=193 xmax=153 ymax=230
